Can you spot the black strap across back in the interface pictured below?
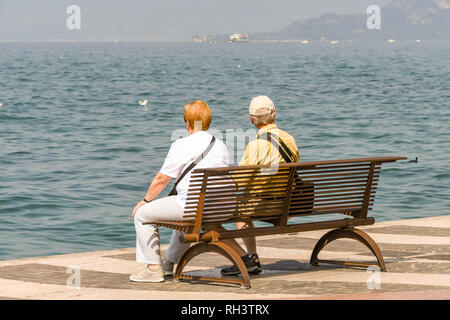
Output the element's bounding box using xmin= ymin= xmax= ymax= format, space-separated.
xmin=258 ymin=131 xmax=296 ymax=163
xmin=258 ymin=131 xmax=314 ymax=215
xmin=168 ymin=136 xmax=216 ymax=196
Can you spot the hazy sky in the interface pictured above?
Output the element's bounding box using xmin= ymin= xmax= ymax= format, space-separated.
xmin=0 ymin=0 xmax=392 ymax=41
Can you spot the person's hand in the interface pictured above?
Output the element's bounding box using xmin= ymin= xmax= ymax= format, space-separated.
xmin=132 ymin=200 xmax=147 ymax=217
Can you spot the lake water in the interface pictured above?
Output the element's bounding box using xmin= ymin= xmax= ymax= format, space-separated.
xmin=0 ymin=41 xmax=449 ymax=260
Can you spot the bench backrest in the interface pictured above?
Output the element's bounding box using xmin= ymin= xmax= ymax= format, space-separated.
xmin=183 ymin=157 xmax=405 ymax=230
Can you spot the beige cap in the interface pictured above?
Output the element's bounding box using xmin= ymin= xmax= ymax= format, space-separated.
xmin=249 ymin=95 xmax=275 ymax=116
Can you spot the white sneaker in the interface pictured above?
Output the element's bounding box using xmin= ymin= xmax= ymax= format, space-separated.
xmin=130 ymin=267 xmax=164 ymax=283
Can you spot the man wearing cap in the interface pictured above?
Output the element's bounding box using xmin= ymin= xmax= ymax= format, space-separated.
xmin=220 ymin=95 xmax=300 ymax=276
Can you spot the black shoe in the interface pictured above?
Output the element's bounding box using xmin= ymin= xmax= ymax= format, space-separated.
xmin=221 ymin=254 xmax=262 ymax=276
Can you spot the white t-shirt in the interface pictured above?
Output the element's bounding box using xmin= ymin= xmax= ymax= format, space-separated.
xmin=160 ymin=131 xmax=230 ymax=208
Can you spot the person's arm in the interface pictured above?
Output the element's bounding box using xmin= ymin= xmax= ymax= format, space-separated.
xmin=132 ymin=172 xmax=172 ymax=217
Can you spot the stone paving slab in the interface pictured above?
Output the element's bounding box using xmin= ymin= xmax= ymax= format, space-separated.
xmin=0 ymin=215 xmax=449 ymax=300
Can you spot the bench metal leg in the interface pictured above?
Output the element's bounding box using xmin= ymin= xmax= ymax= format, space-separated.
xmin=310 ymin=228 xmax=386 ymax=272
xmin=174 ymin=241 xmax=251 ymax=289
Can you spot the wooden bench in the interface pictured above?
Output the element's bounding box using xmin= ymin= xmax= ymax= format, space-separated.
xmin=146 ymin=156 xmax=406 ymax=289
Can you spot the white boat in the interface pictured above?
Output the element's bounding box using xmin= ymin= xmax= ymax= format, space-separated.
xmin=229 ymin=33 xmax=249 ymax=42
xmin=301 ymin=40 xmax=309 ymax=44
xmin=330 ymin=40 xmax=339 ymax=44
xmin=388 ymin=39 xmax=395 ymax=43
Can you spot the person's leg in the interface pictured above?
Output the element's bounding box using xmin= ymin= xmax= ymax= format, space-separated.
xmin=220 ymin=221 xmax=261 ymax=276
xmin=132 ymin=196 xmax=184 ymax=279
xmin=236 ymin=221 xmax=257 ymax=255
xmin=165 ymin=229 xmax=190 ymax=264
xmin=220 ymin=238 xmax=248 ymax=256
xmin=133 ymin=214 xmax=161 ymax=269
xmin=219 ymin=221 xmax=256 ymax=256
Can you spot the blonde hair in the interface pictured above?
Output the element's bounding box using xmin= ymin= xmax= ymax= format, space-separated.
xmin=184 ymin=100 xmax=212 ymax=131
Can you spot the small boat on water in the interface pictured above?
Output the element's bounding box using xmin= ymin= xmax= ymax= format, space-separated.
xmin=229 ymin=33 xmax=249 ymax=42
xmin=301 ymin=40 xmax=309 ymax=44
xmin=388 ymin=39 xmax=395 ymax=43
xmin=330 ymin=40 xmax=339 ymax=45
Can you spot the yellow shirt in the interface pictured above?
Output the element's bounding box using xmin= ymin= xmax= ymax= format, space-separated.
xmin=239 ymin=124 xmax=300 ymax=167
xmin=234 ymin=124 xmax=300 ymax=216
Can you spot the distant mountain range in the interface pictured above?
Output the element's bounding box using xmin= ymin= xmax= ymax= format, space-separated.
xmin=251 ymin=0 xmax=450 ymax=40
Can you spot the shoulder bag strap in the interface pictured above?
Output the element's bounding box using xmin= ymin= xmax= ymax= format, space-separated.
xmin=169 ymin=136 xmax=216 ymax=195
xmin=258 ymin=131 xmax=295 ymax=163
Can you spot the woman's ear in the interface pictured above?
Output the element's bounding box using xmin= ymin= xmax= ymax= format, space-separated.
xmin=186 ymin=121 xmax=195 ymax=134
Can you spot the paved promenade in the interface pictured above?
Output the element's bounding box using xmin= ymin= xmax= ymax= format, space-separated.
xmin=0 ymin=215 xmax=449 ymax=300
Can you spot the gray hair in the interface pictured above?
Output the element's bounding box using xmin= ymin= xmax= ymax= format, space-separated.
xmin=249 ymin=107 xmax=276 ymax=126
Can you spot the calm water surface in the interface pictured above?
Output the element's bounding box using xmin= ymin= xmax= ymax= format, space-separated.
xmin=0 ymin=41 xmax=449 ymax=260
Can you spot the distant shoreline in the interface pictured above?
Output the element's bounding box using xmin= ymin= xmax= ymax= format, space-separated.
xmin=0 ymin=39 xmax=449 ymax=44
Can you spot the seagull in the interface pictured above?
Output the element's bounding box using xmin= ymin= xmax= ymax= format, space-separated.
xmin=138 ymin=100 xmax=148 ymax=106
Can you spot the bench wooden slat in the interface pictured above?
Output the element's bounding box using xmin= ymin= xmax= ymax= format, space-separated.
xmin=183 ymin=195 xmax=375 ymax=213
xmin=185 ymin=182 xmax=379 ymax=200
xmin=185 ymin=179 xmax=380 ymax=197
xmin=188 ymin=172 xmax=380 ymax=187
xmin=187 ymin=176 xmax=290 ymax=188
xmin=190 ymin=156 xmax=404 ymax=174
xmin=187 ymin=167 xmax=377 ymax=185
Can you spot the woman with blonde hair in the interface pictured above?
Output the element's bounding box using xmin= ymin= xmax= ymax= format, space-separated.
xmin=130 ymin=100 xmax=230 ymax=282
